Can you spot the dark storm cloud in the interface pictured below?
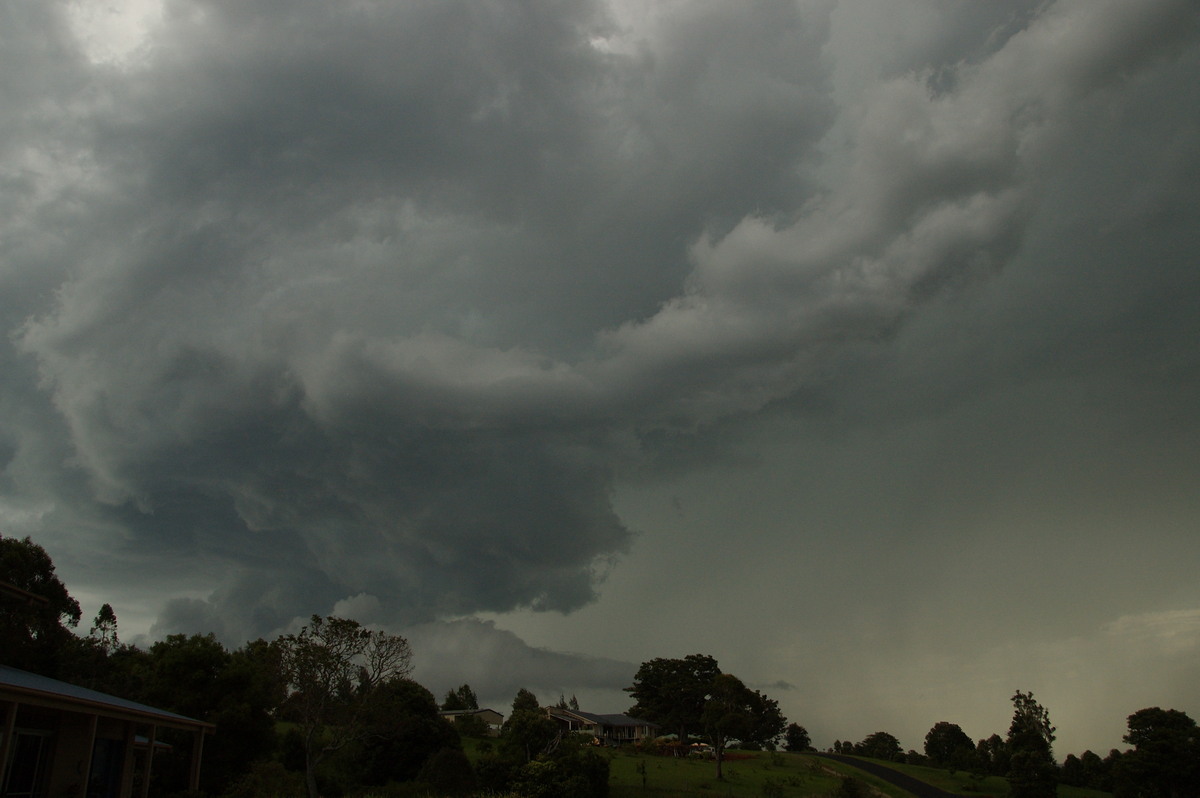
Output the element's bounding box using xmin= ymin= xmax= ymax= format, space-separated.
xmin=2 ymin=0 xmax=837 ymax=638
xmin=2 ymin=0 xmax=1199 ymax=693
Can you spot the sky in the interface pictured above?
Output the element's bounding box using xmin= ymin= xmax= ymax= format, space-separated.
xmin=2 ymin=0 xmax=1199 ymax=759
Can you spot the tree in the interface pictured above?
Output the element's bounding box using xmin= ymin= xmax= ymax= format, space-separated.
xmin=924 ymin=721 xmax=975 ymax=769
xmin=701 ymin=674 xmax=785 ymax=780
xmin=1006 ymin=690 xmax=1057 ymax=798
xmin=276 ymin=615 xmax=413 ymax=798
xmin=0 ymin=534 xmax=82 ymax=675
xmin=88 ymin=603 xmax=120 ymax=652
xmin=855 ymin=731 xmax=903 ymax=761
xmin=1079 ymin=749 xmax=1108 ymax=791
xmin=502 ymin=688 xmax=557 ymax=763
xmin=784 ymin=723 xmax=812 ymax=752
xmin=626 ymin=654 xmax=721 ymax=742
xmin=1061 ymin=754 xmax=1084 ymax=787
xmin=512 ymin=687 xmax=541 ymax=713
xmin=1112 ymin=707 xmax=1200 ymax=798
xmin=442 ymin=683 xmax=479 ymax=711
xmin=136 ymin=633 xmax=280 ymax=795
xmin=976 ymin=733 xmax=1009 ymax=776
xmin=352 ymin=679 xmax=461 ymax=785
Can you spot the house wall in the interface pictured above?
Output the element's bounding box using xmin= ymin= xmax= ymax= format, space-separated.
xmin=45 ymin=710 xmax=94 ymax=797
xmin=4 ymin=705 xmax=138 ymax=798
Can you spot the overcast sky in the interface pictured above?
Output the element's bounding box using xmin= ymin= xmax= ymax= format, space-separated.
xmin=3 ymin=0 xmax=1199 ymax=757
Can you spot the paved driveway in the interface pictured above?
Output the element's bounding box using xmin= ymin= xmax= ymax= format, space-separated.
xmin=813 ymin=754 xmax=962 ymax=798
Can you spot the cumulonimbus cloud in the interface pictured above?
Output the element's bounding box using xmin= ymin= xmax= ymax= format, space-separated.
xmin=3 ymin=0 xmax=1198 ymax=644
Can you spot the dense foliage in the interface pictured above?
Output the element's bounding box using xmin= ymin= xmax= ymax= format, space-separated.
xmin=625 ymin=653 xmax=721 ymax=741
xmin=784 ymin=722 xmax=812 ymax=752
xmin=1006 ymin=690 xmax=1058 ymax=798
xmin=924 ymin=721 xmax=975 ymax=770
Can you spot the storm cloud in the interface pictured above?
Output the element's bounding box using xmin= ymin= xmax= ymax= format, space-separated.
xmin=2 ymin=0 xmax=1199 ymax=754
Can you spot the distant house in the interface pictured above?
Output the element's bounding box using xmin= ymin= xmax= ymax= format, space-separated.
xmin=546 ymin=708 xmax=658 ymax=746
xmin=439 ymin=708 xmax=504 ymax=736
xmin=0 ymin=665 xmax=213 ymax=798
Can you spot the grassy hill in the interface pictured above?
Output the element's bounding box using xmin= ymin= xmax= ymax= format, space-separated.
xmin=606 ymin=748 xmax=1116 ymax=798
xmin=607 ymin=750 xmax=906 ymax=797
xmin=459 ymin=741 xmax=1115 ymax=798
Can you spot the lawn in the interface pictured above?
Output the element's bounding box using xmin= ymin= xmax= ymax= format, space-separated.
xmin=460 ymin=742 xmax=1116 ymax=798
xmin=803 ymin=755 xmax=1113 ymax=798
xmin=606 ymin=750 xmax=911 ymax=798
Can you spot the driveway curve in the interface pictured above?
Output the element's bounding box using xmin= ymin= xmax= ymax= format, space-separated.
xmin=813 ymin=754 xmax=962 ymax=798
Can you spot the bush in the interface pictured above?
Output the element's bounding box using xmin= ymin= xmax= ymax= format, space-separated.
xmin=417 ymin=747 xmax=477 ymax=797
xmin=223 ymin=760 xmax=305 ymax=798
xmin=838 ymin=777 xmax=868 ymax=798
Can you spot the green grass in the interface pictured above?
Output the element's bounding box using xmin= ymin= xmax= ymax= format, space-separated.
xmin=829 ymin=756 xmax=1113 ymax=798
xmin=458 ymin=740 xmax=1115 ymax=798
xmin=606 ymin=750 xmax=911 ymax=798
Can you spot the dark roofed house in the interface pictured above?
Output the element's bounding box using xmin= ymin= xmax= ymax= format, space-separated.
xmin=547 ymin=707 xmax=658 ymax=746
xmin=0 ymin=665 xmax=212 ymax=798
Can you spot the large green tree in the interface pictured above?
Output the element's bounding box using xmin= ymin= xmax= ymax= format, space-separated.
xmin=502 ymin=688 xmax=557 ymax=763
xmin=701 ymin=673 xmax=785 ymax=780
xmin=353 ymin=679 xmax=461 ymax=785
xmin=0 ymin=534 xmax=82 ymax=675
xmin=976 ymin=733 xmax=1010 ymax=776
xmin=1112 ymin=707 xmax=1200 ymax=798
xmin=855 ymin=731 xmax=903 ymax=761
xmin=784 ymin=723 xmax=812 ymax=752
xmin=135 ymin=633 xmax=280 ymax=795
xmin=924 ymin=721 xmax=975 ymax=769
xmin=1006 ymin=690 xmax=1057 ymax=798
xmin=626 ymin=654 xmax=721 ymax=742
xmin=276 ymin=615 xmax=413 ymax=798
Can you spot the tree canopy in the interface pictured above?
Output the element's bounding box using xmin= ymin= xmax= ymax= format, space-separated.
xmin=855 ymin=731 xmax=903 ymax=761
xmin=1113 ymin=707 xmax=1200 ymax=798
xmin=0 ymin=534 xmax=83 ymax=675
xmin=924 ymin=721 xmax=974 ymax=769
xmin=442 ymin=683 xmax=480 ymax=711
xmin=275 ymin=615 xmax=413 ymax=798
xmin=626 ymin=653 xmax=721 ymax=741
xmin=784 ymin=723 xmax=812 ymax=752
xmin=701 ymin=673 xmax=786 ymax=779
xmin=353 ymin=678 xmax=461 ymax=786
xmin=1006 ymin=690 xmax=1057 ymax=798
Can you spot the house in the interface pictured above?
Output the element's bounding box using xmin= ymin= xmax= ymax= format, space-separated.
xmin=546 ymin=708 xmax=658 ymax=746
xmin=439 ymin=708 xmax=504 ymax=736
xmin=0 ymin=665 xmax=213 ymax=798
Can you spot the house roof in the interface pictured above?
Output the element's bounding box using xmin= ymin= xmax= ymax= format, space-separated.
xmin=0 ymin=665 xmax=213 ymax=731
xmin=0 ymin=580 xmax=50 ymax=606
xmin=549 ymin=708 xmax=657 ymax=728
xmin=439 ymin=708 xmax=502 ymax=718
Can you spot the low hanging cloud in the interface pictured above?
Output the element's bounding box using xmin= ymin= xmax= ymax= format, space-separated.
xmin=2 ymin=0 xmax=1198 ymax=651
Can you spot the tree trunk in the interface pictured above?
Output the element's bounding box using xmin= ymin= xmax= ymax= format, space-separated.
xmin=305 ymin=750 xmax=320 ymax=798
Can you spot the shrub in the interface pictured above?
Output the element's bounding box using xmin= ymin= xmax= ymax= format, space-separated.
xmin=417 ymin=747 xmax=477 ymax=797
xmin=223 ymin=760 xmax=305 ymax=798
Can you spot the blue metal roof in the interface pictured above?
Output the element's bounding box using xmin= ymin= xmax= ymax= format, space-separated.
xmin=0 ymin=665 xmax=211 ymax=729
